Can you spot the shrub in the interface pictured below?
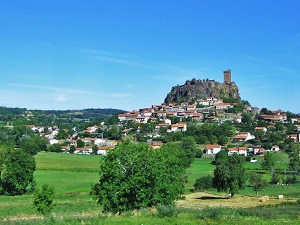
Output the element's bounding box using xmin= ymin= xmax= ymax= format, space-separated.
xmin=156 ymin=205 xmax=178 ymax=218
xmin=197 ymin=207 xmax=223 ymax=221
xmin=285 ymin=175 xmax=297 ymax=184
xmin=193 ymin=175 xmax=213 ymax=191
xmin=33 ymin=184 xmax=55 ymax=216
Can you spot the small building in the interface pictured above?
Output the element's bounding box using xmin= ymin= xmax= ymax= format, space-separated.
xmin=228 ymin=146 xmax=247 ymax=156
xmin=205 ymin=144 xmax=222 ymax=154
xmin=171 ymin=123 xmax=187 ymax=132
xmin=233 ymin=132 xmax=255 ymax=142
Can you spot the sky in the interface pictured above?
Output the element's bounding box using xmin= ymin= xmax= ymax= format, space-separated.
xmin=0 ymin=1 xmax=300 ymax=112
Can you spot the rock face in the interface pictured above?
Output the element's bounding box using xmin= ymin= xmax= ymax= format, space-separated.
xmin=164 ymin=78 xmax=241 ymax=103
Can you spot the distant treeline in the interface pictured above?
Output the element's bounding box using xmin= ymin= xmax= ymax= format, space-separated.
xmin=0 ymin=107 xmax=126 ymax=121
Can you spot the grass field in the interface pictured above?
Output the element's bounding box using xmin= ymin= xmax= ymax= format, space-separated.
xmin=1 ymin=151 xmax=299 ymax=224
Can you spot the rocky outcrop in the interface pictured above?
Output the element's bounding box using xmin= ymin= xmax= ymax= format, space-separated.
xmin=164 ymin=78 xmax=241 ymax=103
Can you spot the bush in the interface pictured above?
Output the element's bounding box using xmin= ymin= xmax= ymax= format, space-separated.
xmin=33 ymin=184 xmax=55 ymax=216
xmin=156 ymin=205 xmax=178 ymax=218
xmin=285 ymin=175 xmax=297 ymax=184
xmin=193 ymin=175 xmax=213 ymax=192
xmin=197 ymin=207 xmax=223 ymax=220
xmin=270 ymin=173 xmax=281 ymax=185
xmin=245 ymin=156 xmax=251 ymax=162
xmin=195 ymin=149 xmax=203 ymax=158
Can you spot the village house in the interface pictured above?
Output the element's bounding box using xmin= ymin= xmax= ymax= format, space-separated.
xmin=215 ymin=103 xmax=232 ymax=110
xmin=233 ymin=132 xmax=255 ymax=142
xmin=255 ymin=127 xmax=267 ymax=132
xmin=85 ymin=125 xmax=99 ymax=133
xmin=171 ymin=123 xmax=187 ymax=132
xmin=205 ymin=144 xmax=222 ymax=154
xmin=228 ymin=146 xmax=247 ymax=156
xmin=186 ymin=104 xmax=196 ymax=111
xmin=290 ymin=118 xmax=300 ymax=123
xmin=289 ymin=133 xmax=299 ymax=142
xmin=151 ymin=141 xmax=163 ymax=149
xmin=197 ymin=99 xmax=210 ymax=106
xmin=97 ymin=145 xmax=115 ymax=155
xmin=118 ymin=111 xmax=139 ymax=122
xmin=250 ymin=145 xmax=266 ymax=155
xmin=233 ymin=116 xmax=242 ymax=123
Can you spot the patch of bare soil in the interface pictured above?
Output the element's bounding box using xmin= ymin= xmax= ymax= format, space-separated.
xmin=176 ymin=192 xmax=297 ymax=209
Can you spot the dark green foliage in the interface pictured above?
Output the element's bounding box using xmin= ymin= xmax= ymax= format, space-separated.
xmin=0 ymin=149 xmax=36 ymax=195
xmin=261 ymin=151 xmax=276 ymax=175
xmin=197 ymin=206 xmax=223 ymax=221
xmin=285 ymin=175 xmax=297 ymax=184
xmin=69 ymin=145 xmax=76 ymax=154
xmin=92 ymin=145 xmax=98 ymax=155
xmin=213 ymin=150 xmax=228 ymax=165
xmin=186 ymin=122 xmax=235 ymax=145
xmin=179 ymin=136 xmax=199 ymax=167
xmin=212 ymin=154 xmax=245 ymax=197
xmin=156 ymin=205 xmax=178 ymax=218
xmin=33 ymin=184 xmax=55 ymax=215
xmin=91 ymin=141 xmax=186 ymax=213
xmin=195 ymin=149 xmax=203 ymax=158
xmin=289 ymin=143 xmax=300 ymax=174
xmin=76 ymin=139 xmax=85 ymax=148
xmin=106 ymin=125 xmax=121 ymax=140
xmin=193 ymin=175 xmax=213 ymax=191
xmin=56 ymin=129 xmax=69 ymax=140
xmin=270 ymin=172 xmax=281 ymax=185
xmin=248 ymin=172 xmax=268 ymax=195
xmin=47 ymin=144 xmax=62 ymax=153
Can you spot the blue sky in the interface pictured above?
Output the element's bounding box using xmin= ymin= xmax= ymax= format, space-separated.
xmin=0 ymin=1 xmax=300 ymax=112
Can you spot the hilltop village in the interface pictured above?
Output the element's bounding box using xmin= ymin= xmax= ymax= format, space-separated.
xmin=13 ymin=70 xmax=300 ymax=158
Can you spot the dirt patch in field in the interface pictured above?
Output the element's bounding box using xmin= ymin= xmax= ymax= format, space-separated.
xmin=176 ymin=192 xmax=297 ymax=209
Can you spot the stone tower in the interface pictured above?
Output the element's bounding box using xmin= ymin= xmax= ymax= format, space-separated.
xmin=224 ymin=69 xmax=231 ymax=84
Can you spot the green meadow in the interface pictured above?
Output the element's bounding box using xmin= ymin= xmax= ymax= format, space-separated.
xmin=1 ymin=152 xmax=299 ymax=224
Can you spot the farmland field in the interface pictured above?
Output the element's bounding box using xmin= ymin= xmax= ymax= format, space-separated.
xmin=1 ymin=152 xmax=299 ymax=224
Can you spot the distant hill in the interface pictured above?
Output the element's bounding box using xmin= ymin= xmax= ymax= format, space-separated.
xmin=165 ymin=77 xmax=241 ymax=104
xmin=0 ymin=107 xmax=126 ymax=121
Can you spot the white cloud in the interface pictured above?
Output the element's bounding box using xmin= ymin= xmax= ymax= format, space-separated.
xmin=8 ymin=83 xmax=90 ymax=94
xmin=109 ymin=93 xmax=131 ymax=98
xmin=55 ymin=95 xmax=67 ymax=102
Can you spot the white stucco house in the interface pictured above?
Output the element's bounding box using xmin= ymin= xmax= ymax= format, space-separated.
xmin=205 ymin=144 xmax=222 ymax=154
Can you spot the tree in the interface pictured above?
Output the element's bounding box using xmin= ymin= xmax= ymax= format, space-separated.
xmin=213 ymin=150 xmax=228 ymax=165
xmin=69 ymin=145 xmax=76 ymax=154
xmin=248 ymin=172 xmax=268 ymax=196
xmin=33 ymin=184 xmax=55 ymax=216
xmin=0 ymin=149 xmax=36 ymax=195
xmin=194 ymin=175 xmax=213 ymax=192
xmin=179 ymin=136 xmax=198 ymax=168
xmin=212 ymin=153 xmax=245 ymax=198
xmin=56 ymin=129 xmax=69 ymax=140
xmin=92 ymin=145 xmax=98 ymax=155
xmin=76 ymin=139 xmax=85 ymax=148
xmin=19 ymin=137 xmax=40 ymax=155
xmin=91 ymin=141 xmax=186 ymax=213
xmin=261 ymin=151 xmax=276 ymax=175
xmin=47 ymin=144 xmax=62 ymax=153
xmin=289 ymin=143 xmax=300 ymax=174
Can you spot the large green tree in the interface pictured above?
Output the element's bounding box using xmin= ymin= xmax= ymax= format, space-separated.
xmin=179 ymin=136 xmax=198 ymax=168
xmin=289 ymin=143 xmax=300 ymax=175
xmin=0 ymin=149 xmax=36 ymax=195
xmin=212 ymin=153 xmax=245 ymax=198
xmin=91 ymin=141 xmax=186 ymax=213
